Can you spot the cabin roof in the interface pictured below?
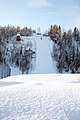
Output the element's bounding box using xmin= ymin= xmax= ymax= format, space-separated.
xmin=16 ymin=33 xmax=20 ymax=37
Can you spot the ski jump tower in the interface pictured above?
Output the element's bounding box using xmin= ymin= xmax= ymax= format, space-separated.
xmin=37 ymin=27 xmax=41 ymax=35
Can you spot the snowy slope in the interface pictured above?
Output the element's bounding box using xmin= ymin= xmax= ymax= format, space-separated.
xmin=21 ymin=34 xmax=57 ymax=74
xmin=0 ymin=34 xmax=58 ymax=79
xmin=30 ymin=35 xmax=57 ymax=74
xmin=0 ymin=74 xmax=80 ymax=120
xmin=9 ymin=34 xmax=57 ymax=76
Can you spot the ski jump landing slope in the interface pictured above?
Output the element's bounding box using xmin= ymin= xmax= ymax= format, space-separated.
xmin=30 ymin=34 xmax=57 ymax=74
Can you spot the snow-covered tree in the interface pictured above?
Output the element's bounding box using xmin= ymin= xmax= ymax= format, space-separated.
xmin=49 ymin=24 xmax=80 ymax=73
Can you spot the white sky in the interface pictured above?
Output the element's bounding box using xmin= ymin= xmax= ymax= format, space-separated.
xmin=0 ymin=0 xmax=80 ymax=31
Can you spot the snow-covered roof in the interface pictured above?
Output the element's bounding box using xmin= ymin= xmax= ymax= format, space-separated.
xmin=16 ymin=33 xmax=20 ymax=37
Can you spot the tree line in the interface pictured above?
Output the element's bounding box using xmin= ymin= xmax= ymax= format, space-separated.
xmin=0 ymin=25 xmax=36 ymax=62
xmin=49 ymin=24 xmax=80 ymax=73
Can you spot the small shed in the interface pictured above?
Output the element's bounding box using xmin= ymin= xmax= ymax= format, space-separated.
xmin=16 ymin=33 xmax=21 ymax=41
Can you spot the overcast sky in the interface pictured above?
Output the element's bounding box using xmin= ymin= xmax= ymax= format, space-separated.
xmin=0 ymin=0 xmax=80 ymax=32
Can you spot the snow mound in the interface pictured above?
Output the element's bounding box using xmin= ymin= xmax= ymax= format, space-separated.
xmin=0 ymin=74 xmax=80 ymax=120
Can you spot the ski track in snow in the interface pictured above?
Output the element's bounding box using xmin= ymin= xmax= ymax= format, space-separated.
xmin=0 ymin=74 xmax=80 ymax=120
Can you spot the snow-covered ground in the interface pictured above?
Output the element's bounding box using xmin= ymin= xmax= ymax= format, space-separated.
xmin=1 ymin=34 xmax=80 ymax=120
xmin=0 ymin=74 xmax=80 ymax=120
